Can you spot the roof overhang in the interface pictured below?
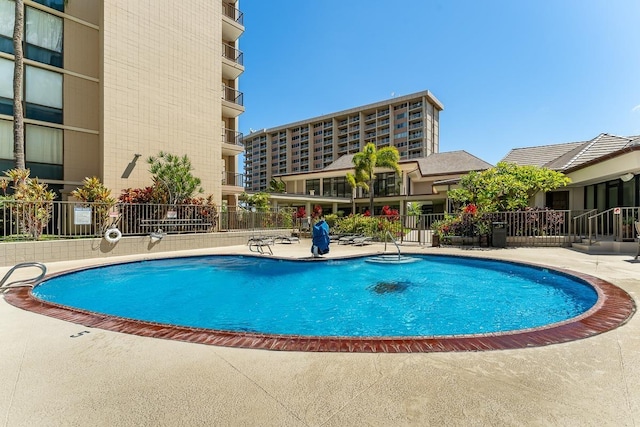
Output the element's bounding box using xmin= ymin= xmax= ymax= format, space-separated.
xmin=565 ymin=147 xmax=640 ymax=186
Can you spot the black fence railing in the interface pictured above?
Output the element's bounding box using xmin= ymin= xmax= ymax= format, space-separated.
xmin=222 ymin=43 xmax=243 ymax=66
xmin=222 ymin=85 xmax=243 ymax=106
xmin=222 ymin=2 xmax=244 ymax=25
xmin=0 ymin=200 xmax=580 ymax=247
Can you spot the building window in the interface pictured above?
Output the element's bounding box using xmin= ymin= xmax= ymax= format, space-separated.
xmin=32 ymin=0 xmax=65 ymax=12
xmin=26 ymin=123 xmax=62 ymax=164
xmin=25 ymin=65 xmax=63 ymax=123
xmin=306 ymin=179 xmax=320 ymax=195
xmin=0 ymin=2 xmax=64 ymax=66
xmin=0 ymin=57 xmax=12 ymax=115
xmin=0 ymin=120 xmax=63 ymax=179
xmin=0 ymin=0 xmax=14 ymax=55
xmin=0 ymin=119 xmax=12 ymax=160
xmin=374 ymin=172 xmax=399 ymax=197
xmin=322 ymin=177 xmax=349 ymax=197
xmin=25 ymin=6 xmax=63 ymax=67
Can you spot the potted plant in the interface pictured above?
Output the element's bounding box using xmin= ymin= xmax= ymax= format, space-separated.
xmin=474 ymin=218 xmax=491 ymax=247
xmin=431 ymin=220 xmax=444 ymax=247
xmin=622 ymin=216 xmax=636 ymax=241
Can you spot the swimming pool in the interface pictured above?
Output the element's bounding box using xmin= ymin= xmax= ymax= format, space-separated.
xmin=6 ymin=254 xmax=635 ymax=352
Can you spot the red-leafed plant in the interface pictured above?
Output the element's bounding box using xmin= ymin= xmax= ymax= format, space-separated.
xmin=294 ymin=206 xmax=306 ymax=219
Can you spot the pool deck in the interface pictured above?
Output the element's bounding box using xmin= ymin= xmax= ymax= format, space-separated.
xmin=1 ymin=242 xmax=639 ymax=426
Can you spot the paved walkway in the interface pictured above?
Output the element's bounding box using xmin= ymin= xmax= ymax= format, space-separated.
xmin=1 ymin=242 xmax=638 ymax=426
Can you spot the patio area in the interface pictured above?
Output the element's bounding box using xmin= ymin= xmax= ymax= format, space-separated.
xmin=1 ymin=243 xmax=638 ymax=426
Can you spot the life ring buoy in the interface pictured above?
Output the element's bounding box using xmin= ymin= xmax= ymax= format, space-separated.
xmin=104 ymin=227 xmax=122 ymax=244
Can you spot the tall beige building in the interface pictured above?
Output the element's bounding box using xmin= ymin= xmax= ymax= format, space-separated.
xmin=0 ymin=0 xmax=244 ymax=206
xmin=243 ymin=91 xmax=442 ymax=191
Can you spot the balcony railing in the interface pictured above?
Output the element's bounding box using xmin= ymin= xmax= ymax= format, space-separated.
xmin=223 ymin=128 xmax=243 ymax=146
xmin=222 ymin=171 xmax=245 ymax=187
xmin=221 ymin=84 xmax=244 ymax=106
xmin=222 ymin=2 xmax=243 ymax=25
xmin=222 ymin=43 xmax=243 ymax=66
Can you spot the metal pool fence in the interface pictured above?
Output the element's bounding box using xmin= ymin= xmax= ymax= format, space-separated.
xmin=0 ymin=200 xmax=577 ymax=247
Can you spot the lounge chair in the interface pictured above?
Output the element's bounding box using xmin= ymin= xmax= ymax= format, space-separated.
xmin=338 ymin=234 xmax=361 ymax=245
xmin=248 ymin=236 xmax=273 ymax=255
xmin=273 ymin=235 xmax=300 ymax=244
xmin=352 ymin=236 xmax=373 ymax=246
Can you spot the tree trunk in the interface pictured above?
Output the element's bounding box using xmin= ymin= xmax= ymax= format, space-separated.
xmin=368 ymin=173 xmax=374 ymax=215
xmin=13 ymin=0 xmax=25 ymax=170
xmin=369 ymin=189 xmax=374 ymax=215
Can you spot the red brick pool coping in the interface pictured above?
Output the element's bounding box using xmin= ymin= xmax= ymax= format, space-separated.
xmin=3 ymin=261 xmax=636 ymax=353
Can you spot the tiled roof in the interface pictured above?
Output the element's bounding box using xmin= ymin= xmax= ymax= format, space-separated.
xmin=557 ymin=134 xmax=636 ymax=170
xmin=501 ymin=133 xmax=639 ymax=171
xmin=501 ymin=142 xmax=585 ymax=167
xmin=413 ymin=151 xmax=493 ymax=176
xmin=322 ymin=154 xmax=355 ymax=171
xmin=321 ymin=151 xmax=492 ymax=176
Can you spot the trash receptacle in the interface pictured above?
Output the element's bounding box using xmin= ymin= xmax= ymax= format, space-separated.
xmin=492 ymin=222 xmax=507 ymax=248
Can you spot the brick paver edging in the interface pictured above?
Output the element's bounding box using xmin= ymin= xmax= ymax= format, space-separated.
xmin=3 ymin=260 xmax=636 ymax=353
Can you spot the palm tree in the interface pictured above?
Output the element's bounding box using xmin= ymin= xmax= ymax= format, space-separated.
xmin=12 ymin=0 xmax=25 ymax=170
xmin=346 ymin=143 xmax=401 ymax=215
xmin=266 ymin=178 xmax=286 ymax=193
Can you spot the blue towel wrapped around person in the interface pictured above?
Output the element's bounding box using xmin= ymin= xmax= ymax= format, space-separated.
xmin=311 ymin=218 xmax=330 ymax=257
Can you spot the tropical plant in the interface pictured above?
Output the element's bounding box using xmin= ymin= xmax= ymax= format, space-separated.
xmin=324 ymin=213 xmax=339 ymax=228
xmin=118 ymin=187 xmax=161 ymax=204
xmin=407 ymin=202 xmax=422 ymax=216
xmin=239 ymin=191 xmax=270 ymax=212
xmin=312 ymin=204 xmax=323 ymax=219
xmin=333 ymin=211 xmax=408 ymax=241
xmin=71 ymin=177 xmax=116 ymax=232
xmin=147 ymin=151 xmax=203 ymax=205
xmin=180 ymin=194 xmax=218 ymax=230
xmin=448 ymin=162 xmax=571 ymax=212
xmin=266 ymin=178 xmax=286 ymax=193
xmin=3 ymin=168 xmax=56 ymax=240
xmin=293 ymin=206 xmax=306 ymax=219
xmin=346 ymin=143 xmax=401 ymax=215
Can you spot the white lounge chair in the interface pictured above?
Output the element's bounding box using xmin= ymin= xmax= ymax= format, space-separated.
xmin=248 ymin=237 xmax=273 ymax=255
xmin=352 ymin=236 xmax=373 ymax=246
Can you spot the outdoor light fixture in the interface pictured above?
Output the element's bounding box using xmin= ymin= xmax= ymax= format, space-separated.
xmin=620 ymin=172 xmax=635 ymax=182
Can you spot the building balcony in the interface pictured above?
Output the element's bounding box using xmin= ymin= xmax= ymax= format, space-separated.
xmin=222 ymin=129 xmax=244 ymax=156
xmin=222 ymin=171 xmax=245 ymax=195
xmin=221 ymin=84 xmax=244 ymax=117
xmin=222 ymin=43 xmax=244 ymax=80
xmin=222 ymin=2 xmax=244 ymax=41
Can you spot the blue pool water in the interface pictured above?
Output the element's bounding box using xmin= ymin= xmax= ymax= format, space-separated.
xmin=33 ymin=255 xmax=598 ymax=337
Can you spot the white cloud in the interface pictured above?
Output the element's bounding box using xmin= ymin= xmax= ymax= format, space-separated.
xmin=633 ymin=104 xmax=640 ymax=113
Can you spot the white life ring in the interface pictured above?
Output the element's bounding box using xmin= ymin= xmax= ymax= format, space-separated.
xmin=104 ymin=227 xmax=122 ymax=244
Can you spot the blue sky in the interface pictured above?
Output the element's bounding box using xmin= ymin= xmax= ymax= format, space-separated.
xmin=238 ymin=0 xmax=640 ymax=165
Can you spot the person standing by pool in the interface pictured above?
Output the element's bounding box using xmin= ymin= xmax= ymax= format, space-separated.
xmin=311 ymin=207 xmax=330 ymax=257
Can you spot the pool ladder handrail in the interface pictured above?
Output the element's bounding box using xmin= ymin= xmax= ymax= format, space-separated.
xmin=384 ymin=231 xmax=402 ymax=260
xmin=0 ymin=262 xmax=47 ymax=292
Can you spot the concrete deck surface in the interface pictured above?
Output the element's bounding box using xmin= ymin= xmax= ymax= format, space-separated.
xmin=1 ymin=242 xmax=638 ymax=426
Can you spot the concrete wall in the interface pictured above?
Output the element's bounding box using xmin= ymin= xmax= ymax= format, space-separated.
xmin=0 ymin=231 xmax=277 ymax=266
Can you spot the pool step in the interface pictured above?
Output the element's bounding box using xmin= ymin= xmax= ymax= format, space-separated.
xmin=365 ymin=255 xmax=420 ymax=264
